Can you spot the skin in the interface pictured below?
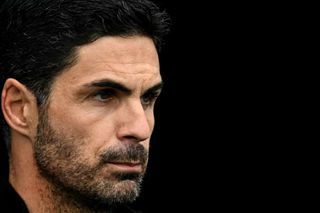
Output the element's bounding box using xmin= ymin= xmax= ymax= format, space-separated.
xmin=1 ymin=35 xmax=162 ymax=212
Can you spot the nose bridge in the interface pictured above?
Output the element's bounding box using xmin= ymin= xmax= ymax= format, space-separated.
xmin=117 ymin=99 xmax=151 ymax=142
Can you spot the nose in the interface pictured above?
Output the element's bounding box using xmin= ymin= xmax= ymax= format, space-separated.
xmin=116 ymin=101 xmax=153 ymax=143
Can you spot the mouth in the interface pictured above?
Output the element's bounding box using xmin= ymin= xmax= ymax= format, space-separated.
xmin=108 ymin=161 xmax=142 ymax=172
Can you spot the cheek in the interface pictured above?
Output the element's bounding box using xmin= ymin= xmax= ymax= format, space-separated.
xmin=146 ymin=110 xmax=155 ymax=129
xmin=48 ymin=109 xmax=115 ymax=156
xmin=49 ymin=101 xmax=115 ymax=137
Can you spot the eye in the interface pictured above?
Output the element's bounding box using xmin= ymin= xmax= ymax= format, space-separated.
xmin=141 ymin=92 xmax=160 ymax=107
xmin=92 ymin=89 xmax=115 ymax=102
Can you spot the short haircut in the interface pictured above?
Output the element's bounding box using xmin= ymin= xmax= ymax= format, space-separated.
xmin=0 ymin=0 xmax=170 ymax=148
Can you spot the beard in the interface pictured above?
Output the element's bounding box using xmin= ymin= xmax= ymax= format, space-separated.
xmin=33 ymin=109 xmax=148 ymax=210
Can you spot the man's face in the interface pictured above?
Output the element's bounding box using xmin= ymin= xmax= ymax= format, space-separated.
xmin=34 ymin=36 xmax=161 ymax=206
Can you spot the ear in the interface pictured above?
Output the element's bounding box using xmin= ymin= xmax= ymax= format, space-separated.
xmin=1 ymin=78 xmax=38 ymax=140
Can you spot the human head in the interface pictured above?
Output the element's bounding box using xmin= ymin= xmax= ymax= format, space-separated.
xmin=0 ymin=0 xmax=170 ymax=210
xmin=0 ymin=0 xmax=170 ymax=148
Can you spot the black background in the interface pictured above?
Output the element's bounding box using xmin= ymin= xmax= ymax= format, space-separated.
xmin=135 ymin=1 xmax=288 ymax=212
xmin=136 ymin=1 xmax=314 ymax=212
xmin=1 ymin=0 xmax=308 ymax=212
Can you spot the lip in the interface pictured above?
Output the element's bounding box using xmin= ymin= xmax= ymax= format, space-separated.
xmin=108 ymin=162 xmax=142 ymax=172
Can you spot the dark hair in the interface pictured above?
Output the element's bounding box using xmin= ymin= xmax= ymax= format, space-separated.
xmin=0 ymin=0 xmax=170 ymax=147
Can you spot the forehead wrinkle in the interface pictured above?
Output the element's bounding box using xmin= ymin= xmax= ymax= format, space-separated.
xmin=98 ymin=62 xmax=160 ymax=76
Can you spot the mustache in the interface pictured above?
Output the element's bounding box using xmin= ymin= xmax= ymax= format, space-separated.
xmin=99 ymin=144 xmax=148 ymax=165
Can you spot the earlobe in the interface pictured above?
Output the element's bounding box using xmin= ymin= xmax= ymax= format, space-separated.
xmin=1 ymin=78 xmax=38 ymax=139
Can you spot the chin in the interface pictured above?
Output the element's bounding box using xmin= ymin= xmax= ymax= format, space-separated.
xmin=113 ymin=180 xmax=141 ymax=200
xmin=89 ymin=179 xmax=141 ymax=206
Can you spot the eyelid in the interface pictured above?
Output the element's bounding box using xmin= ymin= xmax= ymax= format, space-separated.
xmin=141 ymin=91 xmax=161 ymax=106
xmin=91 ymin=88 xmax=116 ymax=102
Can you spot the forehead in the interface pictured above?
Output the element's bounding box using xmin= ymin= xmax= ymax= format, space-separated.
xmin=54 ymin=36 xmax=161 ymax=90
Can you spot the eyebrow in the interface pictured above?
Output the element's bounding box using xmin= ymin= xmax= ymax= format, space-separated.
xmin=83 ymin=79 xmax=163 ymax=95
xmin=85 ymin=79 xmax=132 ymax=95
